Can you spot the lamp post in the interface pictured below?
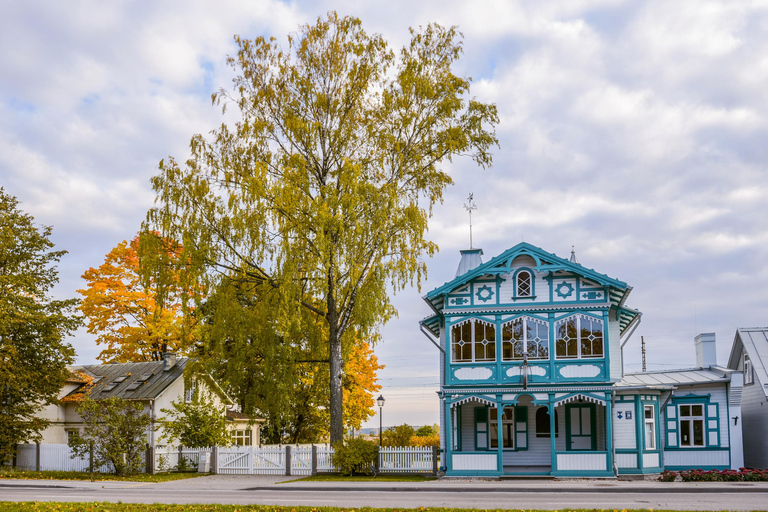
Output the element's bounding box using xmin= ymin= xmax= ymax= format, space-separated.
xmin=377 ymin=395 xmax=385 ymax=447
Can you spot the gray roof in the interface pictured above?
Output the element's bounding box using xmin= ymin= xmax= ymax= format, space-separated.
xmin=728 ymin=327 xmax=768 ymax=398
xmin=621 ymin=366 xmax=733 ymax=387
xmin=65 ymin=358 xmax=187 ymax=401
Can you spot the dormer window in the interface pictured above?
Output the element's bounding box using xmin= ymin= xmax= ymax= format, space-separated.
xmin=744 ymin=354 xmax=754 ymax=385
xmin=512 ymin=268 xmax=535 ymax=300
xmin=517 ymin=271 xmax=531 ymax=296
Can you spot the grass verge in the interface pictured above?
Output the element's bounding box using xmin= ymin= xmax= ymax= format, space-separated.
xmin=285 ymin=474 xmax=436 ymax=483
xmin=0 ymin=505 xmax=665 ymax=512
xmin=0 ymin=469 xmax=206 ymax=482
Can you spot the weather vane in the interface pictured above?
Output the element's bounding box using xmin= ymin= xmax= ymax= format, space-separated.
xmin=464 ymin=193 xmax=477 ymax=249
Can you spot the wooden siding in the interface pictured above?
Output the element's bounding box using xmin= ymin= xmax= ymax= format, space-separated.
xmin=504 ymin=404 xmax=551 ymax=466
xmin=452 ymin=453 xmax=497 ymax=470
xmin=741 ymin=365 xmax=768 ymax=468
xmin=460 ymin=404 xmax=475 ymax=450
xmin=643 ymin=452 xmax=660 ymax=468
xmin=660 ymin=384 xmax=730 ymax=449
xmin=609 ymin=318 xmax=621 ymax=380
xmin=557 ymin=452 xmax=607 ymax=471
xmin=616 ymin=453 xmax=637 ymax=469
xmin=663 ymin=449 xmax=728 ymax=467
xmin=614 ymin=400 xmax=637 ymax=449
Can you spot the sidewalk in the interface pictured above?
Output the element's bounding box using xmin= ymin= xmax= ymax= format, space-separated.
xmin=2 ymin=474 xmax=768 ymax=494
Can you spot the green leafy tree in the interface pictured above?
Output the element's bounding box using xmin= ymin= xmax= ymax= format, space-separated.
xmin=160 ymin=389 xmax=231 ymax=448
xmin=383 ymin=423 xmax=415 ymax=447
xmin=415 ymin=424 xmax=439 ymax=437
xmin=0 ymin=189 xmax=79 ymax=463
xmin=196 ymin=279 xmax=382 ymax=444
xmin=146 ymin=13 xmax=498 ymax=444
xmin=69 ymin=397 xmax=150 ymax=476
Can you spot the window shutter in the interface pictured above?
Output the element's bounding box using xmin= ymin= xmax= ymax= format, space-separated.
xmin=665 ymin=404 xmax=678 ymax=448
xmin=515 ymin=406 xmax=529 ymax=450
xmin=706 ymin=403 xmax=720 ymax=447
xmin=475 ymin=406 xmax=489 ymax=450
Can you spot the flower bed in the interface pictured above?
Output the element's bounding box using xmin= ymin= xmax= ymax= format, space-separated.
xmin=659 ymin=468 xmax=768 ymax=482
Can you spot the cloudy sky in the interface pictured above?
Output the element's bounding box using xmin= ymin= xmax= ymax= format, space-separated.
xmin=3 ymin=1 xmax=767 ymax=429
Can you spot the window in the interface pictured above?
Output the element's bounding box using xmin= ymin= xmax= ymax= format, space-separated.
xmin=744 ymin=354 xmax=754 ymax=385
xmin=555 ymin=315 xmax=603 ymax=359
xmin=232 ymin=429 xmax=252 ymax=446
xmin=185 ymin=380 xmax=197 ymax=403
xmin=490 ymin=407 xmax=515 ymax=448
xmin=535 ymin=407 xmax=559 ymax=437
xmin=502 ymin=317 xmax=549 ymax=361
xmin=487 ymin=406 xmax=528 ymax=449
xmin=644 ymin=405 xmax=656 ymax=449
xmin=66 ymin=429 xmax=79 ymax=444
xmin=451 ymin=319 xmax=496 ymax=362
xmin=516 ymin=270 xmax=532 ymax=297
xmin=679 ymin=404 xmax=705 ymax=447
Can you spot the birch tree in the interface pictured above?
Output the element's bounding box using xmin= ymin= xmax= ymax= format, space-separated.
xmin=147 ymin=13 xmax=498 ymax=444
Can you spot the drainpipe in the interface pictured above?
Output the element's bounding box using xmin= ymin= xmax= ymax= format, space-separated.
xmin=611 ymin=390 xmax=618 ymax=477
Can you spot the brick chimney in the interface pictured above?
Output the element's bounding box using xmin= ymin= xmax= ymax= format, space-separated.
xmin=163 ymin=352 xmax=177 ymax=372
xmin=694 ymin=333 xmax=717 ymax=368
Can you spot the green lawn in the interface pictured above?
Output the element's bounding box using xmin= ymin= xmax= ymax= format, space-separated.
xmin=286 ymin=474 xmax=436 ymax=483
xmin=0 ymin=506 xmax=665 ymax=512
xmin=0 ymin=469 xmax=207 ymax=482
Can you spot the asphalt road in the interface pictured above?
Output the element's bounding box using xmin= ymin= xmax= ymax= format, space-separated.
xmin=1 ymin=476 xmax=767 ymax=510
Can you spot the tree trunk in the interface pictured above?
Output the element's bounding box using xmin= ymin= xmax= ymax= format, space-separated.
xmin=328 ymin=326 xmax=343 ymax=445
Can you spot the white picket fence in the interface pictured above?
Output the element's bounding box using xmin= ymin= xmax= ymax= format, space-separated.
xmin=14 ymin=443 xmax=437 ymax=476
xmin=16 ymin=444 xmax=115 ymax=473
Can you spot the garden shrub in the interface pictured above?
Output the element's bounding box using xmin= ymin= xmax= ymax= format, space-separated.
xmin=660 ymin=467 xmax=768 ymax=482
xmin=658 ymin=470 xmax=677 ymax=482
xmin=332 ymin=438 xmax=378 ymax=476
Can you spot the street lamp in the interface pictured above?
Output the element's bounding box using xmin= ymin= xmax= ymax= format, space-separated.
xmin=377 ymin=395 xmax=385 ymax=447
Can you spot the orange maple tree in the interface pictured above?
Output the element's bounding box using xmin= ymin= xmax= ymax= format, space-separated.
xmin=78 ymin=233 xmax=196 ymax=362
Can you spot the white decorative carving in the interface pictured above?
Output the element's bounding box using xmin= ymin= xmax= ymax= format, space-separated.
xmin=559 ymin=364 xmax=601 ymax=378
xmin=506 ymin=366 xmax=547 ymax=377
xmin=454 ymin=367 xmax=493 ymax=380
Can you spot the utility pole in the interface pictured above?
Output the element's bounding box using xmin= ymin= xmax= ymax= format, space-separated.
xmin=641 ymin=336 xmax=647 ymax=372
xmin=464 ymin=193 xmax=477 ymax=249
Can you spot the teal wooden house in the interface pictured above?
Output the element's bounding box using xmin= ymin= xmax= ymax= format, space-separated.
xmin=420 ymin=243 xmax=742 ymax=477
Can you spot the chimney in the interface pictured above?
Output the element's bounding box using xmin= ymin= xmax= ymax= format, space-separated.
xmin=694 ymin=333 xmax=717 ymax=368
xmin=163 ymin=352 xmax=177 ymax=372
xmin=455 ymin=248 xmax=483 ymax=277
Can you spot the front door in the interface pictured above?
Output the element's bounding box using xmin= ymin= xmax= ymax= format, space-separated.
xmin=566 ymin=404 xmax=595 ymax=451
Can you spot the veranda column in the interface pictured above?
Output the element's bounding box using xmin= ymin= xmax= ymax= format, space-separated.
xmin=605 ymin=391 xmax=614 ymax=475
xmin=444 ymin=398 xmax=453 ymax=473
xmin=549 ymin=393 xmax=557 ymax=474
xmin=496 ymin=401 xmax=503 ymax=474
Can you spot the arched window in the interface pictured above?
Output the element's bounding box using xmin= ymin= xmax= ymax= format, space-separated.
xmin=535 ymin=407 xmax=559 ymax=437
xmin=451 ymin=319 xmax=496 ymax=363
xmin=555 ymin=314 xmax=604 ymax=359
xmin=516 ymin=270 xmax=532 ymax=297
xmin=502 ymin=316 xmax=549 ymax=361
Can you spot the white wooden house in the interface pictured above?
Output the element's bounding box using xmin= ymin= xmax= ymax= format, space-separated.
xmin=37 ymin=353 xmax=262 ymax=448
xmin=727 ymin=328 xmax=768 ymax=469
xmin=420 ymin=242 xmax=743 ymax=477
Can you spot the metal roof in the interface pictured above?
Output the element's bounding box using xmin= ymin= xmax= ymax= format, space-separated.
xmin=621 ymin=366 xmax=733 ymax=387
xmin=728 ymin=327 xmax=768 ymax=399
xmin=64 ymin=358 xmax=187 ymax=401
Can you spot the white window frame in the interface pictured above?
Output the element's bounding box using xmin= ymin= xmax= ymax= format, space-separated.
xmin=554 ymin=314 xmax=604 ymax=359
xmin=678 ymin=404 xmax=705 ymax=448
xmin=450 ymin=319 xmax=496 ymax=363
xmin=644 ymin=404 xmax=656 ymax=450
xmin=516 ymin=270 xmax=533 ymax=297
xmin=501 ymin=316 xmax=549 ymax=361
xmin=744 ymin=354 xmax=754 ymax=385
xmin=185 ymin=380 xmax=197 ymax=403
xmin=231 ymin=429 xmax=252 ymax=446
